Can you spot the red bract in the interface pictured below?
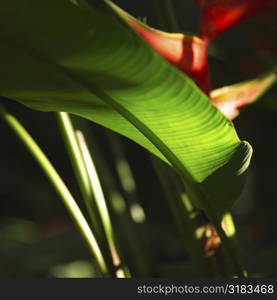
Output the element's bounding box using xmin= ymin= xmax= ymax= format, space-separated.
xmin=210 ymin=72 xmax=277 ymax=119
xmin=112 ymin=0 xmax=273 ymax=101
xmin=195 ymin=0 xmax=270 ymax=40
xmin=127 ymin=19 xmax=210 ymax=93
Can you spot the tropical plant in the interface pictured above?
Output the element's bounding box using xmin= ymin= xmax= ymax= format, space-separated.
xmin=0 ymin=0 xmax=276 ymax=277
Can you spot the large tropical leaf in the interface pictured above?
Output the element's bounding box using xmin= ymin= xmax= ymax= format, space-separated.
xmin=0 ymin=0 xmax=252 ymax=218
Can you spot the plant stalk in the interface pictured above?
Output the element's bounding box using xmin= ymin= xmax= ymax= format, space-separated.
xmin=0 ymin=105 xmax=108 ymax=276
xmin=56 ymin=112 xmax=101 ymax=235
xmin=56 ymin=112 xmax=129 ymax=277
xmin=75 ymin=129 xmax=130 ymax=278
xmin=152 ymin=158 xmax=220 ymax=276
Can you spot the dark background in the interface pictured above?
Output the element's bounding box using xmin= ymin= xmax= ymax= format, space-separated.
xmin=0 ymin=0 xmax=276 ymax=277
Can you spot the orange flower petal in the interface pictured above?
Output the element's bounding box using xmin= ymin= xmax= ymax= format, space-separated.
xmin=210 ymin=71 xmax=277 ymax=119
xmin=110 ymin=3 xmax=210 ymax=93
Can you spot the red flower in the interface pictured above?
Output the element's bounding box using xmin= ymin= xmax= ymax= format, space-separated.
xmin=111 ymin=0 xmax=275 ymax=111
xmin=210 ymin=72 xmax=276 ymax=119
xmin=127 ymin=18 xmax=210 ymax=93
xmin=195 ymin=0 xmax=270 ymax=40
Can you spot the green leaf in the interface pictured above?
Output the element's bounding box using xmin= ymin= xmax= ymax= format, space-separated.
xmin=0 ymin=0 xmax=252 ymax=218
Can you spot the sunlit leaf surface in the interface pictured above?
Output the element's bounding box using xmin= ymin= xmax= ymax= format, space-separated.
xmin=0 ymin=0 xmax=252 ymax=217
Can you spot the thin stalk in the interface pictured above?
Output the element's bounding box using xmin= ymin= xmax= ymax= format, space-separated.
xmin=56 ymin=112 xmax=117 ymax=276
xmin=75 ymin=120 xmax=152 ymax=276
xmin=200 ymin=199 xmax=247 ymax=277
xmin=76 ymin=130 xmax=130 ymax=278
xmin=152 ymin=157 xmax=220 ymax=277
xmin=222 ymin=213 xmax=248 ymax=277
xmin=0 ymin=104 xmax=108 ymax=276
xmin=56 ymin=112 xmax=101 ymax=236
xmin=106 ymin=131 xmax=153 ymax=276
xmin=217 ymin=224 xmax=247 ymax=277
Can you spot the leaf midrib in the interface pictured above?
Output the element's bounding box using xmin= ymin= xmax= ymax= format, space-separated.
xmin=2 ymin=37 xmax=197 ymax=183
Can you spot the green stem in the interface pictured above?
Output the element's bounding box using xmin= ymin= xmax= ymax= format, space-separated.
xmin=106 ymin=131 xmax=152 ymax=276
xmin=152 ymin=157 xmax=220 ymax=277
xmin=0 ymin=105 xmax=108 ymax=276
xmin=201 ymin=201 xmax=247 ymax=277
xmin=74 ymin=121 xmax=151 ymax=276
xmin=75 ymin=129 xmax=130 ymax=278
xmin=56 ymin=112 xmax=129 ymax=277
xmin=222 ymin=213 xmax=248 ymax=277
xmin=56 ymin=112 xmax=101 ymax=235
xmin=218 ymin=227 xmax=247 ymax=277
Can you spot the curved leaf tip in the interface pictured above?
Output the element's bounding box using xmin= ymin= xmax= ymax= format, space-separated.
xmin=199 ymin=141 xmax=253 ymax=217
